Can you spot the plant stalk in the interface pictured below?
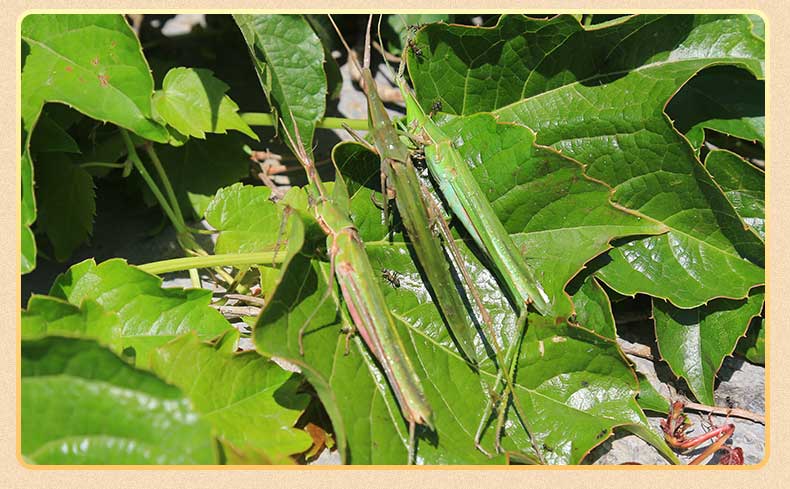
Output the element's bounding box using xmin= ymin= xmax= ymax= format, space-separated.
xmin=240 ymin=112 xmax=369 ymax=131
xmin=119 ymin=129 xmax=183 ymax=233
xmin=143 ymin=142 xmax=186 ymax=229
xmin=138 ymin=252 xmax=282 ymax=275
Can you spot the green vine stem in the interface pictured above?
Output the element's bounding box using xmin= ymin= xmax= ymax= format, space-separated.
xmin=138 ymin=252 xmax=282 ymax=275
xmin=240 ymin=112 xmax=368 ymax=131
xmin=143 ymin=142 xmax=186 ymax=229
xmin=120 ymin=129 xmax=183 ymax=233
xmin=79 ymin=161 xmax=127 ymax=169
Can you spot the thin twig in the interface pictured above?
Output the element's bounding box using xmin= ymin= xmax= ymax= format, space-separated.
xmin=684 ymin=402 xmax=765 ymax=425
xmin=372 ymin=40 xmax=402 ymax=63
xmin=250 ymin=150 xmax=288 ymax=198
xmin=225 ymin=294 xmax=266 ymax=307
xmin=618 ymin=341 xmax=765 ymax=424
xmin=210 ymin=304 xmax=262 ymax=318
xmin=346 ymin=51 xmax=403 ymax=104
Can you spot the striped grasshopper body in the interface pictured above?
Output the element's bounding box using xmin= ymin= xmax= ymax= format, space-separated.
xmin=315 ymin=198 xmax=433 ymax=429
xmin=281 ymin=118 xmax=433 ymax=461
xmin=401 ymin=85 xmax=553 ymax=317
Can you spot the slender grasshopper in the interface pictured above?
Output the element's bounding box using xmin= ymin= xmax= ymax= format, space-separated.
xmin=332 ymin=15 xmax=546 ymax=460
xmin=399 ymin=74 xmax=552 ymax=317
xmin=330 ymin=15 xmax=480 ymax=366
xmin=280 ymin=114 xmax=433 ymax=464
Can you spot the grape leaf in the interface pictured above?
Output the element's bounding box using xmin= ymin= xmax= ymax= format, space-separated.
xmin=151 ymin=333 xmax=313 ymax=463
xmin=653 ymin=289 xmax=764 ymax=404
xmin=665 ymin=66 xmax=764 ymax=154
xmin=153 ymin=67 xmax=258 ymax=141
xmin=34 ymin=153 xmax=96 ymax=261
xmin=567 ymin=275 xmax=616 ymax=340
xmin=735 ymin=317 xmax=765 ymax=365
xmin=635 ymin=373 xmax=671 ymax=414
xmin=22 ymin=295 xmax=120 ymax=342
xmin=22 ymin=337 xmax=214 ymax=464
xmin=408 ymin=14 xmax=764 ymax=308
xmin=21 ymin=14 xmax=168 ymax=143
xmin=48 ymin=258 xmax=234 ymax=367
xmin=204 ymin=183 xmax=285 ymax=254
xmin=705 ymin=149 xmax=764 ymax=241
xmin=234 ymin=14 xmax=327 ymax=156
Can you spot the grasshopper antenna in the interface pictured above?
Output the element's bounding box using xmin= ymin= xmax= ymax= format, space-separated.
xmin=328 ymin=15 xmax=365 ymax=80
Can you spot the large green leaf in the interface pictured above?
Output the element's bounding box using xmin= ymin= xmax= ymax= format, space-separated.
xmin=246 ymin=185 xmax=672 ymax=464
xmin=22 ymin=295 xmax=120 ymax=343
xmin=21 ymin=14 xmax=167 ymax=143
xmin=653 ymin=289 xmax=764 ymax=404
xmin=151 ymin=333 xmax=313 ymax=463
xmin=154 ymin=134 xmax=254 ymax=219
xmin=30 ymin=112 xmax=81 ymax=154
xmin=153 ymin=67 xmax=258 ymax=141
xmin=204 ymin=183 xmax=285 ymax=254
xmin=47 ymin=258 xmax=234 ymax=367
xmin=20 ymin=14 xmax=168 ymax=272
xmin=34 ymin=153 xmax=95 ymax=261
xmin=705 ymin=149 xmax=764 ymax=241
xmin=22 ymin=337 xmax=214 ymax=464
xmin=665 ymin=66 xmax=764 ymax=153
xmin=409 ymin=14 xmax=764 ymax=308
xmin=21 ymin=150 xmax=37 ymax=274
xmin=233 ymin=14 xmax=327 ymax=156
xmin=505 ymin=313 xmax=674 ymax=465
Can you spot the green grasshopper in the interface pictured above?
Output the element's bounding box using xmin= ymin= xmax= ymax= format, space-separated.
xmin=396 ymin=57 xmax=557 ymax=457
xmin=331 ymin=15 xmax=546 ymax=460
xmin=330 ymin=15 xmax=480 ymax=367
xmin=399 ymin=72 xmax=552 ymax=318
xmin=281 ymin=114 xmax=433 ymax=464
xmin=395 ymin=54 xmax=558 ymax=455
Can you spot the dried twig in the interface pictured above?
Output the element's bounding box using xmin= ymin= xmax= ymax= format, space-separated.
xmin=347 ymin=51 xmax=403 ymax=104
xmin=225 ymin=293 xmax=266 ymax=307
xmin=251 ymin=150 xmax=288 ymax=199
xmin=684 ymin=401 xmax=765 ymax=425
xmin=372 ymin=40 xmax=402 ymax=63
xmin=618 ymin=341 xmax=765 ymax=424
xmin=619 ymin=343 xmax=654 ymax=360
xmin=210 ymin=304 xmax=261 ymax=318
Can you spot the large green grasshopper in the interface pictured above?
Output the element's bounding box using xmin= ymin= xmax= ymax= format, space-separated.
xmin=331 ymin=15 xmax=547 ymax=460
